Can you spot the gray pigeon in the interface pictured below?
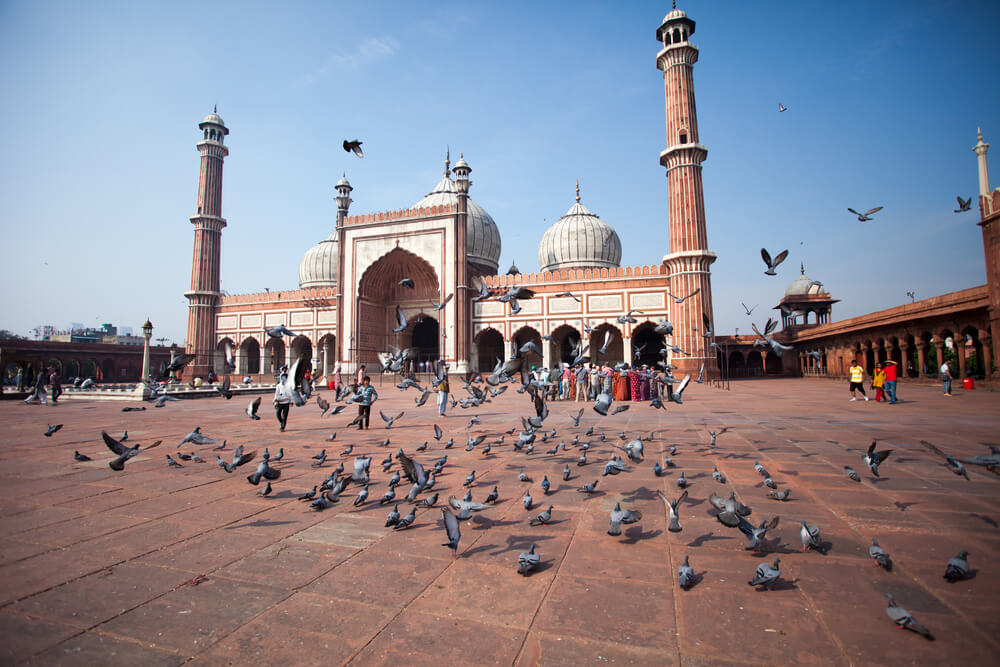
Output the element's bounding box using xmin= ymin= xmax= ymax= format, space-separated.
xmin=518 ymin=544 xmax=540 ymax=575
xmin=608 ymin=502 xmax=642 ymax=536
xmin=748 ymin=558 xmax=781 ymax=590
xmin=800 ymin=520 xmax=822 ymax=552
xmin=530 ymin=505 xmax=553 ymax=526
xmin=394 ymin=506 xmax=416 ymax=530
xmin=523 ymin=488 xmax=533 ymax=510
xmin=354 ymin=484 xmax=369 ymax=506
xmin=265 ymin=324 xmax=295 ymax=338
xmin=678 ymin=554 xmax=695 ymax=590
xmin=179 ymin=427 xmax=216 ymax=447
xmin=844 ymin=466 xmax=860 ymax=482
xmin=760 ymin=248 xmax=789 ymax=276
xmin=440 ymin=508 xmax=461 ymax=555
xmin=944 ymin=551 xmax=970 ymax=581
xmin=885 ymin=593 xmax=934 ymax=640
xmin=658 ymin=490 xmax=687 ymax=533
xmin=767 ymin=489 xmax=791 ymax=501
xmin=870 ymin=537 xmax=892 ymax=571
xmin=385 ymin=503 xmax=400 ymax=527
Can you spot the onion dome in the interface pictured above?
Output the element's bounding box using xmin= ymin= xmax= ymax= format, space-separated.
xmin=784 ymin=263 xmax=825 ymax=297
xmin=537 ymin=182 xmax=622 ymax=272
xmin=198 ymin=105 xmax=229 ymax=135
xmin=298 ymin=234 xmax=339 ymax=288
xmin=412 ymin=154 xmax=501 ymax=272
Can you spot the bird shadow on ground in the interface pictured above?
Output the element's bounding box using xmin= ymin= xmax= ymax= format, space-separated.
xmin=969 ymin=514 xmax=998 ymax=528
xmin=777 ymin=469 xmax=799 ymax=476
xmin=471 ymin=516 xmax=521 ymax=529
xmin=684 ymin=496 xmax=707 ymax=507
xmin=268 ymin=490 xmax=297 ymax=499
xmin=722 ymin=453 xmax=753 ymax=460
xmin=687 ymin=533 xmax=729 ymax=547
xmin=620 ymin=526 xmax=662 ymax=544
xmin=226 ymin=519 xmax=296 ymax=530
xmin=749 ymin=539 xmax=797 ymax=556
xmin=493 ymin=534 xmax=558 ymax=556
xmin=764 ymin=577 xmax=800 ymax=592
xmin=894 ymin=501 xmax=916 ymax=511
xmin=621 ymin=486 xmax=658 ymax=501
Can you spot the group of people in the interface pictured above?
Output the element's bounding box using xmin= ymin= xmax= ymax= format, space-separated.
xmin=21 ymin=366 xmax=62 ymax=405
xmin=848 ymin=359 xmax=899 ymax=403
xmin=273 ymin=364 xmax=379 ymax=432
xmin=530 ymin=363 xmax=662 ymax=403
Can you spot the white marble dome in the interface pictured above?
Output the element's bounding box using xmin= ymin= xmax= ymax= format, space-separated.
xmin=299 ymin=234 xmax=338 ymax=288
xmin=412 ymin=166 xmax=501 ymax=272
xmin=784 ymin=267 xmax=824 ymax=297
xmin=538 ymin=191 xmax=622 ymax=272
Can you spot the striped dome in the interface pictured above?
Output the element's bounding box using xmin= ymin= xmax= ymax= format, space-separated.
xmin=413 ymin=173 xmax=501 ymax=272
xmin=298 ymin=234 xmax=338 ymax=288
xmin=538 ymin=194 xmax=621 ymax=272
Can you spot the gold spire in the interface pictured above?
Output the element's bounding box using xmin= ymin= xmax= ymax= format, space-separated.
xmin=575 ymin=179 xmax=580 ymax=203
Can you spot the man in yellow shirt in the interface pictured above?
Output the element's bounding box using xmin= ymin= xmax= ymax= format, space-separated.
xmin=848 ymin=360 xmax=869 ymax=402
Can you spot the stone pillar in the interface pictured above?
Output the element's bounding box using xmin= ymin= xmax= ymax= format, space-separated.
xmin=898 ymin=342 xmax=910 ymax=379
xmin=957 ymin=341 xmax=968 ymax=378
xmin=915 ymin=341 xmax=928 ymax=377
xmin=622 ymin=336 xmax=631 ymax=367
xmin=983 ymin=336 xmax=993 ymax=380
xmin=258 ymin=345 xmax=266 ymax=380
xmin=541 ymin=340 xmax=552 ymax=371
xmin=932 ymin=337 xmax=945 ymax=370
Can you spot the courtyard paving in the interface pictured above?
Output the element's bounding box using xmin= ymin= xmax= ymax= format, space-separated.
xmin=0 ymin=377 xmax=998 ymax=665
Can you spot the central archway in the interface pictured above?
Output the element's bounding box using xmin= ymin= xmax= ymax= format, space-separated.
xmin=357 ymin=248 xmax=440 ymax=369
xmin=410 ymin=316 xmax=439 ymax=369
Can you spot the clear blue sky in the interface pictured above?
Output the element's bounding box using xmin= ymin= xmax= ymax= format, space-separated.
xmin=1 ymin=0 xmax=998 ymax=344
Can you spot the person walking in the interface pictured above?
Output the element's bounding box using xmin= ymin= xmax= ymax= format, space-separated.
xmin=333 ymin=366 xmax=343 ymax=395
xmin=883 ymin=360 xmax=899 ymax=404
xmin=273 ymin=371 xmax=292 ymax=431
xmin=24 ymin=367 xmax=47 ymax=405
xmin=354 ymin=365 xmax=366 ymax=393
xmin=354 ymin=375 xmax=378 ymax=429
xmin=848 ymin=360 xmax=869 ymax=401
xmin=436 ymin=372 xmax=449 ymax=416
xmin=940 ymin=360 xmax=953 ymax=396
xmin=49 ymin=366 xmax=62 ymax=405
xmin=872 ymin=363 xmax=886 ymax=402
xmin=575 ymin=364 xmax=588 ymax=402
xmin=560 ymin=365 xmax=572 ymax=400
xmin=589 ymin=364 xmax=600 ymax=400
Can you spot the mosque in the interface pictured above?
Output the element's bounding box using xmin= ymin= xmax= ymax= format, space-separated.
xmin=183 ymin=7 xmax=717 ymax=385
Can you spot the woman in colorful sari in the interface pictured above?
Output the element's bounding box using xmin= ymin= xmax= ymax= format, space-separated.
xmin=629 ymin=366 xmax=642 ymax=401
xmin=613 ymin=366 xmax=629 ymax=401
xmin=639 ymin=365 xmax=651 ymax=401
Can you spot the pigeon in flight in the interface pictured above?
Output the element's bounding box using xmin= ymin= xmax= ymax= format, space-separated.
xmin=343 ymin=139 xmax=364 ymax=158
xmin=265 ymin=325 xmax=295 ymax=338
xmin=954 ymin=196 xmax=972 ymax=213
xmin=44 ymin=424 xmax=63 ymax=437
xmin=848 ymin=206 xmax=883 ymax=222
xmin=667 ymin=288 xmax=700 ymax=304
xmin=778 ymin=103 xmax=787 ymax=112
xmin=440 ymin=508 xmax=461 ymax=555
xmin=555 ymin=292 xmax=581 ymax=302
xmin=392 ymin=306 xmax=408 ymax=333
xmin=885 ymin=593 xmax=934 ymax=640
xmin=179 ymin=427 xmax=216 ymax=447
xmin=760 ymin=248 xmax=789 ymax=276
xmin=246 ymin=396 xmax=261 ymax=420
xmin=497 ymin=286 xmax=535 ymax=303
xmin=470 ymin=279 xmax=492 ymax=301
xmin=658 ymin=490 xmax=687 ymax=533
xmin=608 ymin=502 xmax=642 ymax=536
xmin=617 ymin=309 xmax=643 ymax=324
xmin=431 ymin=293 xmax=453 ymax=311
xmin=380 ymin=410 xmax=404 ymax=429
xmin=863 ymin=441 xmax=892 ymax=477
xmin=741 ymin=302 xmax=757 ymax=316
xmin=654 ymin=319 xmax=674 ymax=336
xmin=103 ymin=431 xmax=161 ymax=471
xmin=215 ymin=376 xmax=232 ymax=399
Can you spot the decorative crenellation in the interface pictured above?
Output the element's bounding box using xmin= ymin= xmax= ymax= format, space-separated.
xmin=220 ymin=286 xmax=338 ymax=305
xmin=343 ymin=204 xmax=456 ymax=227
xmin=484 ymin=264 xmax=669 ymax=287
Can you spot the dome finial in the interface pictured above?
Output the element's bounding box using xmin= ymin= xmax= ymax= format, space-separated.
xmin=575 ymin=179 xmax=581 ymax=203
xmin=979 ymin=127 xmax=984 ymax=142
xmin=444 ymin=146 xmax=451 ymax=177
xmin=213 ymin=103 xmax=217 ymax=113
xmin=800 ymin=261 xmax=805 ymax=275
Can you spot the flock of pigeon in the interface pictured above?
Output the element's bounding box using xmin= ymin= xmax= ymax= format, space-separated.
xmin=55 ymin=301 xmax=994 ymax=645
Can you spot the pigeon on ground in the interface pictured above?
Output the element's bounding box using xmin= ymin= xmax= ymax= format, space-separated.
xmin=44 ymin=424 xmax=63 ymax=437
xmin=103 ymin=432 xmax=162 ymax=471
xmin=712 ymin=465 xmax=725 ymax=483
xmin=848 ymin=206 xmax=883 ymax=222
xmin=760 ymin=248 xmax=789 ymax=276
xmin=258 ymin=482 xmax=272 ymax=497
xmin=343 ymin=139 xmax=364 ymax=157
xmin=73 ymin=450 xmax=91 ymax=461
xmin=518 ymin=544 xmax=540 ymax=575
xmin=763 ymin=477 xmax=777 ymax=489
xmin=678 ymin=555 xmax=695 ymax=590
xmin=870 ymin=538 xmax=892 ymax=571
xmin=541 ymin=476 xmax=550 ymax=495
xmin=440 ymin=508 xmax=461 ymax=555
xmin=484 ymin=486 xmax=499 ymax=503
xmin=393 ymin=507 xmax=416 ymax=530
xmin=800 ymin=521 xmax=823 ymax=552
xmin=608 ymin=502 xmax=642 ymax=536
xmin=518 ymin=469 xmax=532 ymax=483
xmin=415 ymin=492 xmax=439 ymax=508
xmin=218 ymin=445 xmax=256 ymax=473
xmin=523 ymin=488 xmax=533 ymax=510
xmin=844 ymin=466 xmax=861 ymax=482
xmin=944 ymin=551 xmax=970 ymax=581
xmin=767 ymin=489 xmax=791 ymax=501
xmin=247 ymin=460 xmax=281 ymax=485
xmin=748 ymin=558 xmax=782 ymax=590
xmin=464 ymin=470 xmax=476 ymax=487
xmin=530 ymin=505 xmax=553 ymax=526
xmin=166 ymin=454 xmax=183 ymax=468
xmin=298 ymin=486 xmax=317 ymax=501
xmin=658 ymin=490 xmax=687 ymax=532
xmin=885 ymin=593 xmax=934 ymax=639
xmin=677 ymin=472 xmax=688 ymax=489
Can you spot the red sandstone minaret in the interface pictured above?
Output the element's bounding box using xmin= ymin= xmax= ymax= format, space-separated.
xmin=656 ymin=5 xmax=717 ymax=377
xmin=184 ymin=108 xmax=229 ymax=379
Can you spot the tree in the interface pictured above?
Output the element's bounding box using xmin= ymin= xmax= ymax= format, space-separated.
xmin=0 ymin=330 xmax=26 ymax=340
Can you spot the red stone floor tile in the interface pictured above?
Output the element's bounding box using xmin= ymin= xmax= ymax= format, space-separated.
xmin=306 ymin=552 xmax=448 ymax=609
xmin=96 ymin=576 xmax=287 ymax=653
xmin=0 ymin=610 xmax=80 ymax=663
xmin=517 ymin=630 xmax=680 ymax=666
xmin=214 ymin=539 xmax=356 ymax=590
xmin=0 ymin=544 xmax=115 ymax=606
xmin=346 ymin=610 xmax=525 ymax=665
xmin=134 ymin=527 xmax=281 ymax=573
xmin=25 ymin=631 xmax=185 ymax=666
xmin=193 ymin=618 xmax=353 ymax=666
xmin=12 ymin=562 xmax=199 ymax=629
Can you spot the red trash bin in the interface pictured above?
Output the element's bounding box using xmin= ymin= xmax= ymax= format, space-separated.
xmin=963 ymin=377 xmax=974 ymax=390
xmin=328 ymin=380 xmax=335 ymax=390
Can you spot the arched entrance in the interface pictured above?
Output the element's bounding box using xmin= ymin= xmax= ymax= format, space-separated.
xmin=290 ymin=336 xmax=312 ymax=384
xmin=475 ymin=328 xmax=504 ymax=373
xmin=357 ymin=248 xmax=439 ymax=369
xmin=549 ymin=324 xmax=581 ymax=366
xmin=590 ymin=323 xmax=623 ymax=365
xmin=765 ymin=350 xmax=783 ymax=375
xmin=631 ymin=322 xmax=665 ymax=368
xmin=264 ymin=338 xmax=285 ymax=377
xmin=239 ymin=337 xmax=261 ymax=375
xmin=215 ymin=338 xmax=235 ymax=375
xmin=512 ymin=326 xmax=542 ymax=371
xmin=747 ymin=350 xmax=763 ymax=376
xmin=410 ymin=316 xmax=439 ymax=371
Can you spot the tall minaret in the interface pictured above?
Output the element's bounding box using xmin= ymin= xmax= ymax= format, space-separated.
xmin=656 ymin=5 xmax=717 ymax=376
xmin=184 ymin=108 xmax=229 ymax=380
xmin=974 ymin=128 xmax=990 ymax=198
